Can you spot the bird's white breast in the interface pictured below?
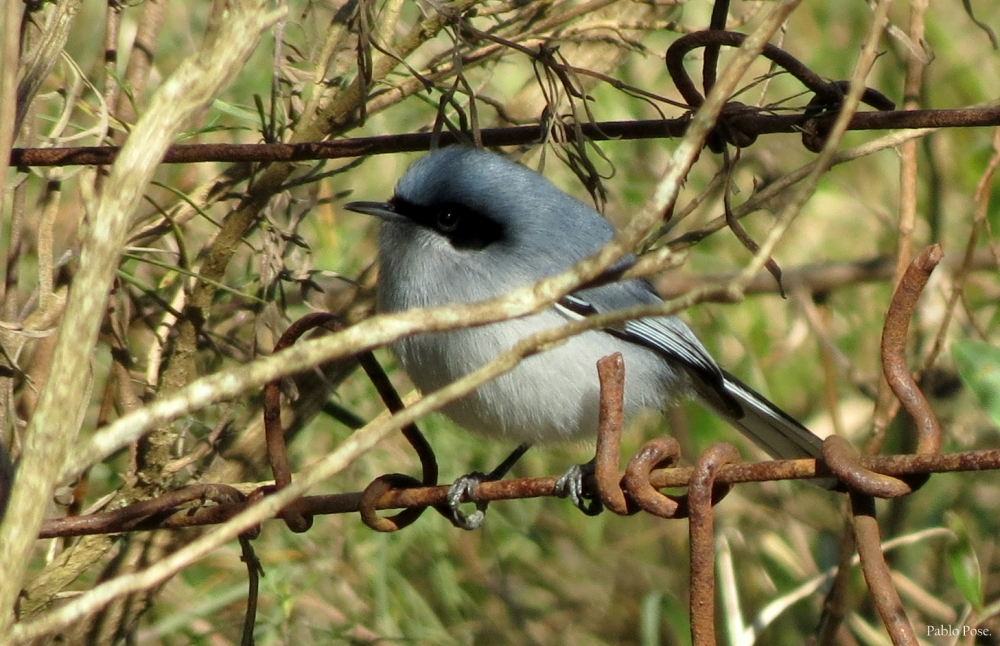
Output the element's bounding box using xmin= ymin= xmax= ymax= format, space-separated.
xmin=376 ymin=219 xmax=689 ymax=443
xmin=393 ymin=309 xmax=686 ymax=444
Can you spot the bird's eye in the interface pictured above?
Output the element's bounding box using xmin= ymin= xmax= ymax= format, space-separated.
xmin=436 ymin=209 xmax=460 ymax=232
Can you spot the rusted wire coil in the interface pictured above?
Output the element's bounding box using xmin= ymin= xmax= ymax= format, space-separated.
xmin=665 ymin=30 xmax=897 ymax=153
xmin=37 ymin=442 xmax=1000 ymax=540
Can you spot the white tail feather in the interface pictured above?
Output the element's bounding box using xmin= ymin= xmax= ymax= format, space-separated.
xmin=708 ymin=371 xmax=825 ymax=461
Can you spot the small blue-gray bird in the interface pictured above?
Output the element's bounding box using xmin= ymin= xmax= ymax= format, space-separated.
xmin=346 ymin=147 xmax=825 ymax=527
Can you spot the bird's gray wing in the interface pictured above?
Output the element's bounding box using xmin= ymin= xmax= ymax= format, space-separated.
xmin=559 ymin=279 xmax=731 ymax=400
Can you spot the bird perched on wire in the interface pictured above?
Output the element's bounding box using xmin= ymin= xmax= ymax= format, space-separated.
xmin=346 ymin=146 xmax=826 ymax=528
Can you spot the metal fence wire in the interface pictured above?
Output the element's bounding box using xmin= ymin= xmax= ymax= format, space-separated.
xmin=31 ymin=244 xmax=1000 ymax=646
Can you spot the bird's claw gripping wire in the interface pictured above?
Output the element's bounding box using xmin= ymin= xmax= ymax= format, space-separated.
xmin=445 ymin=473 xmax=491 ymax=530
xmin=445 ymin=443 xmax=531 ymax=530
xmin=554 ymin=461 xmax=604 ymax=516
xmin=448 ymin=471 xmax=490 ymax=531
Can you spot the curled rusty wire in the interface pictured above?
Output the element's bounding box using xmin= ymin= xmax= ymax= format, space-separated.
xmin=359 ymin=473 xmax=427 ymax=532
xmin=354 ymin=349 xmax=445 ymax=531
xmin=592 ymin=353 xmax=688 ymax=519
xmin=621 ymin=438 xmax=686 ymax=517
xmin=817 ymin=245 xmax=944 ymax=646
xmin=665 ymin=30 xmax=895 ymax=153
xmin=586 ymin=322 xmax=745 ymax=645
xmin=822 ymin=245 xmax=943 ymax=497
xmin=262 ymin=312 xmax=439 ymax=533
xmin=590 ymin=354 xmax=738 ymax=520
xmin=824 ymin=436 xmax=912 ymax=498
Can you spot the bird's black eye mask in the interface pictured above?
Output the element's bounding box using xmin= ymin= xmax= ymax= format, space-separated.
xmin=390 ymin=196 xmax=504 ymax=251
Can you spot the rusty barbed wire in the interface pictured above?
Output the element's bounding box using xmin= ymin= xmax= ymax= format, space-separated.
xmin=8 ymin=107 xmax=1000 ymax=169
xmin=823 ymin=245 xmax=943 ymax=500
xmin=36 ymin=444 xmax=1000 ymax=539
xmin=262 ymin=312 xmax=442 ymax=534
xmin=820 ymin=244 xmax=944 ymax=646
xmin=29 ymin=243 xmax=986 ymax=646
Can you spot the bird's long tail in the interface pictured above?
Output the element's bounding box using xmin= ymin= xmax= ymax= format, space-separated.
xmin=703 ymin=370 xmax=825 ymax=462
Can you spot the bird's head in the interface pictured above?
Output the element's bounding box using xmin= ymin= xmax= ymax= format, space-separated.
xmin=345 ymin=147 xmax=615 ymax=306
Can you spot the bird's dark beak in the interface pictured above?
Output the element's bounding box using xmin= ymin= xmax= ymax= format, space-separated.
xmin=343 ymin=200 xmax=405 ymax=222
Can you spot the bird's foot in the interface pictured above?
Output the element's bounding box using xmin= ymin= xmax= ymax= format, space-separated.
xmin=446 ymin=472 xmax=491 ymax=530
xmin=444 ymin=444 xmax=532 ymax=530
xmin=554 ymin=461 xmax=603 ymax=516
